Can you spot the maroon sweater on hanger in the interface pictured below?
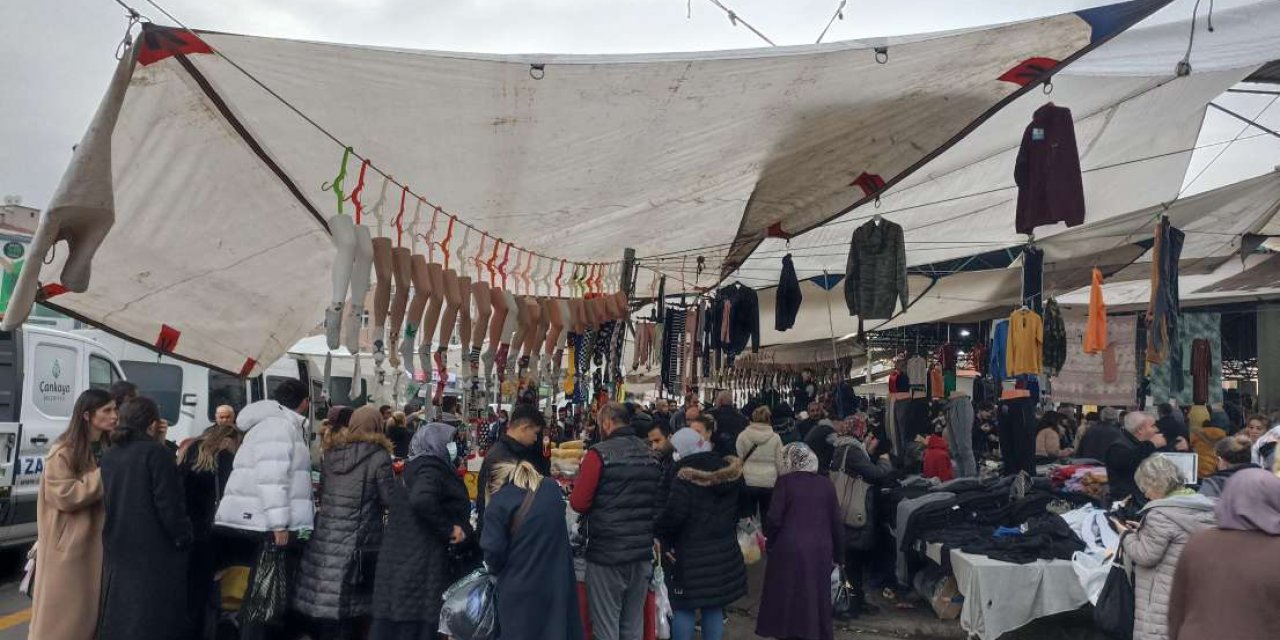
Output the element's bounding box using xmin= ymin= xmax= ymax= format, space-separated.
xmin=1014 ymin=103 xmax=1085 ymax=235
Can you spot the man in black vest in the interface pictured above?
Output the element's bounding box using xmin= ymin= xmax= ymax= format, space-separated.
xmin=570 ymin=402 xmax=661 ymax=640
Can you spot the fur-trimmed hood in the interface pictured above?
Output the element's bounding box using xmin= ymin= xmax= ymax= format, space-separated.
xmin=675 ymin=453 xmax=743 ymax=495
xmin=323 ymin=429 xmax=394 ymax=474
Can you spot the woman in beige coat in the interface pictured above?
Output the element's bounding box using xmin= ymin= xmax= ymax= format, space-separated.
xmin=29 ymin=388 xmax=118 ymax=640
xmin=1116 ymin=455 xmax=1216 ymax=640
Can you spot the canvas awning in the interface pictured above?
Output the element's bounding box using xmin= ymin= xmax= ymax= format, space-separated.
xmin=13 ymin=0 xmax=1280 ymax=375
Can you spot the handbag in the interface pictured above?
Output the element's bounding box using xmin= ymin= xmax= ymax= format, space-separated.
xmin=240 ymin=545 xmax=289 ymax=626
xmin=831 ymin=445 xmax=871 ymax=528
xmin=18 ymin=545 xmax=35 ymax=598
xmin=831 ymin=566 xmax=855 ymax=618
xmin=1093 ymin=534 xmax=1135 ymax=640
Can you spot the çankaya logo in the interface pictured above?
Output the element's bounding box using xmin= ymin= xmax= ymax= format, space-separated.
xmin=39 ymin=358 xmax=71 ymax=396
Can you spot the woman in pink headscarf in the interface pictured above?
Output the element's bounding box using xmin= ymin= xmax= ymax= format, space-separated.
xmin=1167 ymin=468 xmax=1280 ymax=640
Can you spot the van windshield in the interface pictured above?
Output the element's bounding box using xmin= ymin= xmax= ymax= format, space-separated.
xmin=120 ymin=361 xmax=183 ymax=425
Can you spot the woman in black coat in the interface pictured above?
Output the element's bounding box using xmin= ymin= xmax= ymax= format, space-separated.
xmin=656 ymin=428 xmax=747 ymax=640
xmin=371 ymin=423 xmax=474 ymax=640
xmin=99 ymin=397 xmax=194 ymax=640
xmin=178 ymin=420 xmax=242 ymax=638
xmin=481 ymin=461 xmax=584 ymax=640
xmin=831 ymin=432 xmax=894 ymax=617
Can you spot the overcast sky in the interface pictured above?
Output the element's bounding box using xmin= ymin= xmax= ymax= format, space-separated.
xmin=3 ymin=0 xmax=1277 ymax=208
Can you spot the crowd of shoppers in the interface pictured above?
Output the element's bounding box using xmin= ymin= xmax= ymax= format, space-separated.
xmin=28 ymin=376 xmax=1280 ymax=640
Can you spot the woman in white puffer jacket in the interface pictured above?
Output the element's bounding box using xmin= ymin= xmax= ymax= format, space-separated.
xmin=737 ymin=406 xmax=783 ymax=521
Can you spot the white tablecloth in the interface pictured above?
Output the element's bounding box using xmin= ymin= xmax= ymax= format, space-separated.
xmin=950 ymin=549 xmax=1088 ymax=640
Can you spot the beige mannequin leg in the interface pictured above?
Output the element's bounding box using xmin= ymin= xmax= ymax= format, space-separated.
xmin=483 ymin=287 xmax=508 ymax=379
xmin=370 ymin=238 xmax=394 ymax=363
xmin=436 ymin=268 xmax=464 ymax=351
xmin=544 ymin=297 xmax=565 ymax=357
xmin=388 ymin=247 xmax=412 ymax=367
xmin=457 ymin=276 xmax=473 ymax=359
xmin=346 ymin=226 xmax=374 ymax=354
xmin=419 ymin=263 xmax=446 ymax=377
xmin=401 ymin=255 xmax=432 ymax=371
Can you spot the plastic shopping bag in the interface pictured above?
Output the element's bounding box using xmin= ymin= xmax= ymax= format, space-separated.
xmin=737 ymin=517 xmax=763 ymax=565
xmin=240 ymin=547 xmax=288 ymax=626
xmin=439 ymin=567 xmax=498 ymax=640
xmin=652 ymin=565 xmax=673 ymax=639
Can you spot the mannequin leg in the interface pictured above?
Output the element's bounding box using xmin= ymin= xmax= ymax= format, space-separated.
xmin=484 ymin=288 xmax=509 ymax=379
xmin=457 ymin=276 xmax=473 ymax=377
xmin=346 ymin=226 xmax=374 ymax=353
xmin=327 ymin=215 xmax=356 ymax=350
xmin=370 ymin=238 xmax=394 ymax=364
xmin=388 ymin=247 xmax=413 ymax=368
xmin=419 ymin=263 xmax=446 ymax=379
xmin=544 ymin=298 xmax=565 ymax=357
xmin=434 ymin=269 xmax=463 ymax=403
xmin=497 ymin=291 xmax=521 ymax=382
xmin=529 ymin=298 xmax=550 ymax=381
xmin=471 ymin=281 xmax=492 ymax=380
xmin=402 ymin=255 xmax=432 ymax=372
xmin=436 ymin=269 xmax=464 ymax=352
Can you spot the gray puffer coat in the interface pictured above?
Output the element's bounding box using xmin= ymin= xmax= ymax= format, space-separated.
xmin=1121 ymin=493 xmax=1216 ymax=640
xmin=294 ymin=431 xmax=397 ymax=621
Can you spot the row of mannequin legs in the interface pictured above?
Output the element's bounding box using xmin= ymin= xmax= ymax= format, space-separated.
xmin=327 ymin=215 xmax=628 ymax=403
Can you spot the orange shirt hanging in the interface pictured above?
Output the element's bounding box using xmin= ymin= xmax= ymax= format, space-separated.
xmin=1084 ymin=267 xmax=1107 ymax=354
xmin=1007 ymin=308 xmax=1043 ymax=376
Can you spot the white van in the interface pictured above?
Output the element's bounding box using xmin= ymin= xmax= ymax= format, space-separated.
xmin=74 ymin=329 xmax=326 ymax=442
xmin=0 ymin=325 xmax=126 ymax=547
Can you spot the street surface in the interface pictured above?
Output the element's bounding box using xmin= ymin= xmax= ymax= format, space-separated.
xmin=0 ymin=549 xmax=30 ymax=639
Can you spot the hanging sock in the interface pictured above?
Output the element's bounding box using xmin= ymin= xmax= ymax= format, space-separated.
xmin=349 ymin=354 xmax=363 ymax=402
xmin=325 ymin=303 xmax=344 ymax=351
xmin=345 ymin=304 xmax=365 ymax=356
xmin=495 ymin=343 xmax=511 ymax=384
xmin=418 ymin=343 xmax=433 ymax=385
xmin=399 ymin=325 xmax=418 ymax=374
xmin=372 ymin=325 xmax=386 ymax=367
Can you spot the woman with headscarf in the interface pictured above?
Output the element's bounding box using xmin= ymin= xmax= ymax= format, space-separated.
xmin=295 ymin=405 xmax=397 ymax=639
xmin=755 ymin=443 xmax=843 ymax=640
xmin=656 ymin=428 xmax=746 ymax=640
xmin=1169 ymin=468 xmax=1280 ymax=640
xmin=371 ymin=423 xmax=472 ymax=640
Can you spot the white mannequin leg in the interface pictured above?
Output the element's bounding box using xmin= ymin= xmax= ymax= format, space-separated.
xmin=327 ymin=215 xmax=356 ymax=350
xmin=346 ymin=225 xmax=374 ymax=353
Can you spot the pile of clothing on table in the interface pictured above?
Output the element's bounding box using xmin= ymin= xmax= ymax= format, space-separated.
xmin=890 ymin=474 xmax=1100 ymax=583
xmin=1047 ymin=463 xmax=1108 ymax=501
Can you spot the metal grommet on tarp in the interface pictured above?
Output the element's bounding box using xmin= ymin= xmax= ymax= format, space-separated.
xmin=530 ymin=64 xmax=546 ymax=80
xmin=874 ymin=47 xmax=889 ymax=64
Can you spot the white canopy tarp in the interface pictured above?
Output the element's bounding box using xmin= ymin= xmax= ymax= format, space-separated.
xmin=735 ymin=0 xmax=1280 ymax=288
xmin=5 ymin=1 xmax=1177 ymax=374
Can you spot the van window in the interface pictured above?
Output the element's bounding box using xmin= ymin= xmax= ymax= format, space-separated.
xmin=208 ymin=371 xmax=247 ymax=420
xmin=89 ymin=354 xmax=121 ymax=391
xmin=265 ymin=375 xmax=294 ymax=402
xmin=119 ymin=361 xmax=183 ymax=425
xmin=31 ymin=343 xmax=79 ymax=418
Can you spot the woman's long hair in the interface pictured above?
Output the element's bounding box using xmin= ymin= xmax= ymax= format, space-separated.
xmin=55 ymin=389 xmax=114 ymax=476
xmin=113 ymin=397 xmax=161 ymax=445
xmin=192 ymin=423 xmax=242 ymax=473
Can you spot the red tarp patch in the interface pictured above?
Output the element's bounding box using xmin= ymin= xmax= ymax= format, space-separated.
xmin=238 ymin=358 xmax=258 ymax=378
xmin=40 ymin=283 xmax=69 ymax=299
xmin=155 ymin=324 xmax=181 ymax=353
xmin=766 ymin=222 xmax=794 ymax=240
xmin=851 ymin=172 xmax=886 ymax=197
xmin=998 ymin=57 xmax=1060 ymax=86
xmin=138 ymin=26 xmax=214 ymax=66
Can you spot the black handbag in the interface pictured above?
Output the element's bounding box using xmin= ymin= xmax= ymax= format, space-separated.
xmin=831 ymin=567 xmax=855 ymax=619
xmin=1093 ymin=534 xmax=1135 ymax=640
xmin=240 ymin=546 xmax=289 ymax=626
